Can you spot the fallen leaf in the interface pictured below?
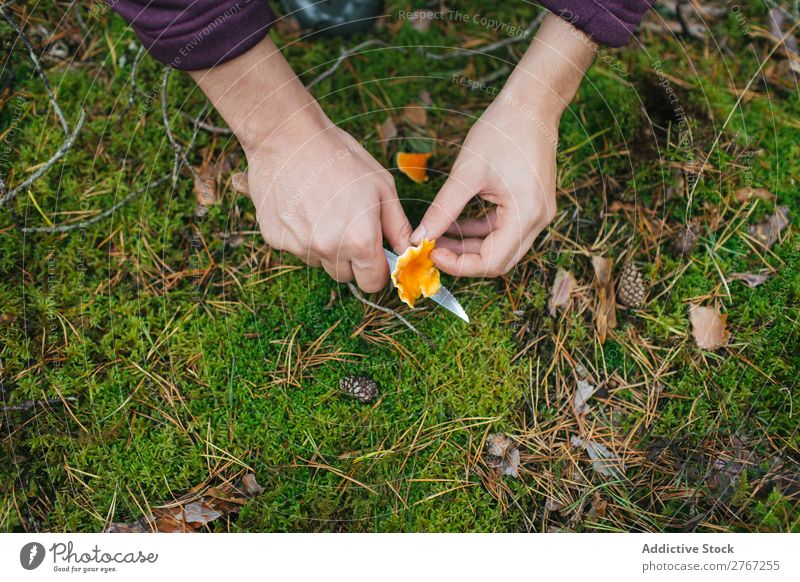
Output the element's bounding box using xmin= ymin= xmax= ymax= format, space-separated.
xmin=735 ymin=187 xmax=775 ymax=203
xmin=240 ymin=473 xmax=264 ymax=497
xmin=591 ymin=256 xmax=617 ymax=343
xmin=587 ymin=492 xmax=608 ymax=519
xmin=672 ymin=222 xmax=699 ymax=256
xmin=378 ymin=116 xmax=397 ymax=141
xmin=108 ymin=473 xmax=261 ymax=533
xmin=419 ymin=89 xmax=432 ymax=107
xmin=400 ymin=104 xmax=428 ymax=127
xmin=729 ymin=271 xmax=771 ymax=288
xmin=0 ymin=313 xmax=16 ymax=325
xmin=572 ymin=379 xmax=596 ymax=416
xmin=548 ymin=269 xmax=576 ymax=316
xmin=182 ymin=499 xmax=224 ymax=525
xmin=485 ymin=433 xmax=520 ymax=478
xmin=545 ymin=498 xmax=564 ymax=512
xmin=689 ymin=305 xmax=729 ymax=350
xmin=749 ymin=205 xmax=790 ymax=249
xmin=571 ymin=435 xmax=620 ymax=478
xmin=409 ymin=10 xmax=435 ymax=33
xmin=194 ymin=150 xmax=239 ymax=209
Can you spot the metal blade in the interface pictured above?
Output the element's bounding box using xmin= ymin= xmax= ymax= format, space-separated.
xmin=383 ymin=249 xmax=470 ymax=323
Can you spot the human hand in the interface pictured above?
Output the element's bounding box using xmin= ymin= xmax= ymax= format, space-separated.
xmin=411 ymin=13 xmax=596 ymax=278
xmin=191 ymin=37 xmax=411 ymax=292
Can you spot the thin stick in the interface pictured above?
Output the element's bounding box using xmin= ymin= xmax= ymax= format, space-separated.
xmin=305 ymin=39 xmax=389 ymax=89
xmin=1 ymin=397 xmax=76 ymax=413
xmin=0 ymin=7 xmax=86 ymax=209
xmin=347 ymin=282 xmax=434 ymax=349
xmin=19 ymin=173 xmax=173 ymax=233
xmin=417 ymin=13 xmax=543 ymax=61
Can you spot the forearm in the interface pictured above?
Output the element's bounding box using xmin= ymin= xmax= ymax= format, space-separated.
xmin=189 ymin=37 xmax=329 ymax=153
xmin=502 ymin=13 xmax=597 ymax=119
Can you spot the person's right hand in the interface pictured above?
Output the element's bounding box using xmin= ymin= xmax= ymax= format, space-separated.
xmin=243 ymin=111 xmax=411 ymax=292
xmin=191 ymin=37 xmax=411 ymax=292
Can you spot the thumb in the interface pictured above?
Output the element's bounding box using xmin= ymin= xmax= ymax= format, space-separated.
xmin=380 ymin=189 xmax=413 ymax=254
xmin=411 ymin=172 xmax=476 ymax=244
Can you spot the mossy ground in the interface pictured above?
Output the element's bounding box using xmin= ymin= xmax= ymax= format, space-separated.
xmin=1 ymin=2 xmax=798 ymax=532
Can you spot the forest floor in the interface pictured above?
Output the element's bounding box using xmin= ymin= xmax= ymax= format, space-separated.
xmin=1 ymin=1 xmax=799 ymax=532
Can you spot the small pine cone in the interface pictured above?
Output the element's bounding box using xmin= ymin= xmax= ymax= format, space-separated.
xmin=339 ymin=375 xmax=379 ymax=404
xmin=672 ymin=223 xmax=699 ymax=256
xmin=618 ymin=263 xmax=647 ymax=308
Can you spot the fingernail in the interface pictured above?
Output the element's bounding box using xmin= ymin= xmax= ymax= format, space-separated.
xmin=410 ymin=225 xmax=427 ymax=245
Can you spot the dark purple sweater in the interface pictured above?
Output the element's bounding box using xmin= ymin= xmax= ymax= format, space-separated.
xmin=110 ymin=1 xmax=652 ymax=71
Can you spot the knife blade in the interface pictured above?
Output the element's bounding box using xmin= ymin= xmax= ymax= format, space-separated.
xmin=383 ymin=249 xmax=470 ymax=323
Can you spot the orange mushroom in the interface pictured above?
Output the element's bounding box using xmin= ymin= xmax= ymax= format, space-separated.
xmin=396 ymin=152 xmax=433 ymax=183
xmin=391 ymin=239 xmax=442 ymax=308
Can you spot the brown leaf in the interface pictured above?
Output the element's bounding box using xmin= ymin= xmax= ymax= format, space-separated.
xmin=193 ymin=150 xmax=239 ymax=209
xmin=591 ymin=256 xmax=617 ymax=343
xmin=572 ymin=379 xmax=596 ymax=416
xmin=571 ymin=435 xmax=620 ymax=478
xmin=749 ymin=205 xmax=789 ymax=249
xmin=672 ymin=223 xmax=699 ymax=256
xmin=378 ymin=116 xmax=397 ymax=141
xmin=419 ymin=89 xmax=432 ymax=107
xmin=729 ymin=271 xmax=771 ymax=288
xmin=734 ymin=187 xmax=775 ymax=203
xmin=409 ymin=10 xmax=435 ymax=33
xmin=400 ymin=104 xmax=428 ymax=127
xmin=109 ymin=481 xmax=250 ymax=533
xmin=0 ymin=313 xmax=16 ymax=325
xmin=588 ymin=492 xmax=608 ymax=520
xmin=485 ymin=433 xmax=520 ymax=478
xmin=240 ymin=473 xmax=264 ymax=497
xmin=689 ymin=305 xmax=729 ymax=350
xmin=548 ymin=269 xmax=576 ymax=316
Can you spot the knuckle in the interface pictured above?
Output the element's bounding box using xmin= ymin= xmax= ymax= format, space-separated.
xmin=312 ymin=234 xmax=341 ymax=257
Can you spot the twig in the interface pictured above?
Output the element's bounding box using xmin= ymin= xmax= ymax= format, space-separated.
xmin=128 ymin=43 xmax=146 ymax=106
xmin=19 ymin=173 xmax=173 ymax=233
xmin=305 ymin=39 xmax=390 ymax=89
xmin=676 ymin=0 xmax=704 ymax=41
xmin=0 ymin=6 xmax=86 ymax=209
xmin=178 ymin=110 xmax=232 ymax=135
xmin=417 ymin=13 xmax=544 ymax=61
xmin=1 ymin=397 xmax=76 ymax=413
xmin=347 ymin=282 xmax=434 ymax=349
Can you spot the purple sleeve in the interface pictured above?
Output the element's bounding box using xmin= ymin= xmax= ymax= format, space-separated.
xmin=108 ymin=0 xmax=275 ymax=70
xmin=539 ymin=1 xmax=653 ymax=47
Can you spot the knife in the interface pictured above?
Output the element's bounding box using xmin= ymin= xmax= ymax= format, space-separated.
xmin=383 ymin=248 xmax=470 ymax=323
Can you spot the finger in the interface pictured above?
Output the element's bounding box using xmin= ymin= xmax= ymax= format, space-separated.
xmin=321 ymin=259 xmax=354 ymax=283
xmin=380 ymin=189 xmax=413 ymax=254
xmin=445 ymin=208 xmax=498 ymax=238
xmin=351 ymin=257 xmax=390 ymax=293
xmin=432 ymin=219 xmax=520 ymax=277
xmin=436 ymin=236 xmax=484 ymax=255
xmin=411 ymin=173 xmax=477 ymax=244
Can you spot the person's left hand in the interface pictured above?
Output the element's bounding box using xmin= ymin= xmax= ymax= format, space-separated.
xmin=410 ymin=93 xmax=558 ymax=278
xmin=409 ymin=11 xmax=595 ymax=278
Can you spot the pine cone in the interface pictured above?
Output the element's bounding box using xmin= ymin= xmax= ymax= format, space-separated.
xmin=618 ymin=263 xmax=646 ymax=308
xmin=672 ymin=223 xmax=699 ymax=256
xmin=339 ymin=375 xmax=379 ymax=403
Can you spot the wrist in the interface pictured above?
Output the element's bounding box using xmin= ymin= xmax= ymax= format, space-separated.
xmin=189 ymin=36 xmax=331 ymax=154
xmin=501 ymin=12 xmax=596 ymax=119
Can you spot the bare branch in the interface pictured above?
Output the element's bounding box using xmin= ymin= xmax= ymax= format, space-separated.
xmin=347 ymin=282 xmax=435 ymax=349
xmin=305 ymin=39 xmax=390 ymax=89
xmin=19 ymin=173 xmax=173 ymax=234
